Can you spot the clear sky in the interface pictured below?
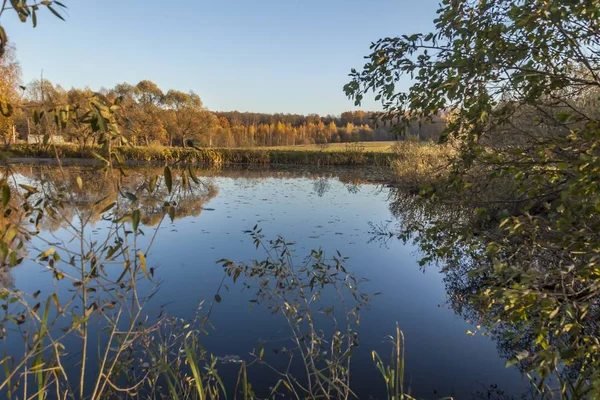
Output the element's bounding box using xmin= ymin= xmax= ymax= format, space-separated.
xmin=2 ymin=0 xmax=439 ymax=115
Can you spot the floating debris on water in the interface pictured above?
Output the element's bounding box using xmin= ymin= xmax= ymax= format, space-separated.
xmin=218 ymin=355 xmax=243 ymax=364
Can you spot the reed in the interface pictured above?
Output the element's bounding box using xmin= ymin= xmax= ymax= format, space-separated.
xmin=2 ymin=144 xmax=401 ymax=166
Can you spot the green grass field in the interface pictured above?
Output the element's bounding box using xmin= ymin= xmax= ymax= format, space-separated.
xmin=267 ymin=141 xmax=397 ymax=153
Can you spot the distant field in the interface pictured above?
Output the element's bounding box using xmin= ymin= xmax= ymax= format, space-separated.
xmin=267 ymin=141 xmax=397 ymax=153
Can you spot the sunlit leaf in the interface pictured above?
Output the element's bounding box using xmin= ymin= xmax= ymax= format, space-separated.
xmin=39 ymin=248 xmax=55 ymax=259
xmin=138 ymin=252 xmax=148 ymax=277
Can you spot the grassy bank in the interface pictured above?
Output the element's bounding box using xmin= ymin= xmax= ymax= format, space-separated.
xmin=268 ymin=141 xmax=396 ymax=152
xmin=0 ymin=143 xmax=400 ymax=166
xmin=389 ymin=141 xmax=454 ymax=188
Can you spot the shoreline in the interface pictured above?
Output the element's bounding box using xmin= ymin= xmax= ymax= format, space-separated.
xmin=0 ymin=144 xmax=395 ymax=167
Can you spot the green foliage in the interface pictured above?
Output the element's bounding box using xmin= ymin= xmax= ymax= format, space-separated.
xmin=348 ymin=0 xmax=600 ymax=396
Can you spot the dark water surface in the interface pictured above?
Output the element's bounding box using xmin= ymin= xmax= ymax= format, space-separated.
xmin=6 ymin=164 xmax=527 ymax=399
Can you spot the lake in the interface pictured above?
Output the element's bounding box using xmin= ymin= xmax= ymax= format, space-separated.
xmin=2 ymin=163 xmax=528 ymax=399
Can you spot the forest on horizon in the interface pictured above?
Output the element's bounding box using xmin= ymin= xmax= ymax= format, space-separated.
xmin=0 ymin=46 xmax=445 ymax=148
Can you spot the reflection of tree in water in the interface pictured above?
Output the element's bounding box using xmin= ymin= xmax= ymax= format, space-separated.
xmin=5 ymin=164 xmax=390 ymax=232
xmin=312 ymin=177 xmax=331 ymax=197
xmin=309 ymin=173 xmax=360 ymax=195
xmin=15 ymin=165 xmax=120 ymax=231
xmin=0 ymin=168 xmax=31 ymax=289
xmin=175 ymin=167 xmax=378 ymax=199
xmin=313 ymin=176 xmax=373 ymax=197
xmin=0 ymin=164 xmax=220 ymax=290
xmin=381 ymin=187 xmax=598 ymax=394
xmin=344 ymin=181 xmax=361 ymax=194
xmin=137 ymin=177 xmax=218 ymax=226
xmin=0 ymin=266 xmax=14 ymax=289
xmin=6 ymin=165 xmax=219 ymax=229
xmin=2 ymin=163 xmax=387 ymax=291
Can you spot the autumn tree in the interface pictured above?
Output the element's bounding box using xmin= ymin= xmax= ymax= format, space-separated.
xmin=326 ymin=121 xmax=338 ymax=142
xmin=24 ymin=78 xmax=67 ymax=105
xmin=18 ymin=78 xmax=69 ymax=140
xmin=0 ymin=44 xmax=21 ymax=146
xmin=164 ymin=89 xmax=216 ymax=147
xmin=127 ymin=80 xmax=167 ymax=145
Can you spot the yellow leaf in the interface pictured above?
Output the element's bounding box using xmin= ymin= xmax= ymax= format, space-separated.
xmin=4 ymin=225 xmax=17 ymax=243
xmin=40 ymin=248 xmax=56 ymax=259
xmin=138 ymin=252 xmax=148 ymax=277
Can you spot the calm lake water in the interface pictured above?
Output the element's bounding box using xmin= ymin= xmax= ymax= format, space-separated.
xmin=5 ymin=164 xmax=528 ymax=399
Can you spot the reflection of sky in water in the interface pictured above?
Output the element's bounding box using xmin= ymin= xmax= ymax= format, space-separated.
xmin=9 ymin=167 xmax=528 ymax=399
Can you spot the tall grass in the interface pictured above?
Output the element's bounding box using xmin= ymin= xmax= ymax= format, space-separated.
xmin=371 ymin=324 xmax=454 ymax=400
xmin=372 ymin=324 xmax=407 ymax=400
xmin=388 ymin=141 xmax=454 ymax=190
xmin=2 ymin=144 xmax=396 ymax=166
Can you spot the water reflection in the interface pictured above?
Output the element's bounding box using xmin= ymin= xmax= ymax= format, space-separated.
xmin=382 ymin=186 xmax=596 ymax=396
xmin=5 ymin=164 xmax=219 ymax=229
xmin=0 ymin=163 xmax=531 ymax=398
xmin=313 ymin=177 xmax=331 ymax=197
xmin=2 ymin=163 xmax=389 ymax=231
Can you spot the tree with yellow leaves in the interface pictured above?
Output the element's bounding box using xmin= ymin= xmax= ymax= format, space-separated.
xmin=0 ymin=44 xmax=21 ymax=146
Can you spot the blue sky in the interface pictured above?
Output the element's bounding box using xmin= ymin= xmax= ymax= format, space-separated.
xmin=2 ymin=0 xmax=439 ymax=115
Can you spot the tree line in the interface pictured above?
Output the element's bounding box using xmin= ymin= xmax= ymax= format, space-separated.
xmin=1 ymin=47 xmax=445 ymax=149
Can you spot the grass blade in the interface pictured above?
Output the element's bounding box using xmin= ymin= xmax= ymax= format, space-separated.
xmin=184 ymin=343 xmax=206 ymax=400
